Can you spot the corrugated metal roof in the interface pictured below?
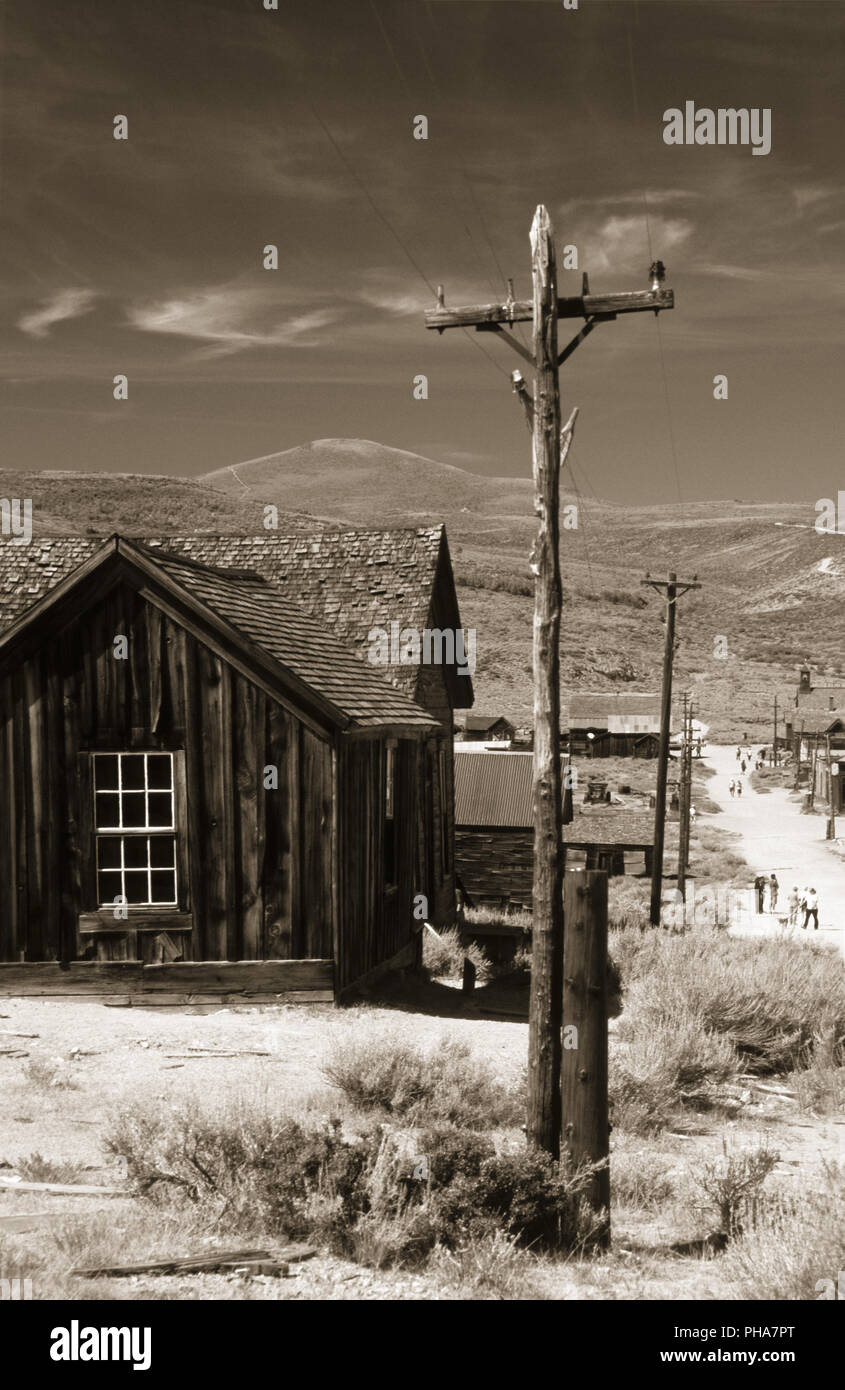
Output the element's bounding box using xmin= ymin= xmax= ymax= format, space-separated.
xmin=456 ymin=751 xmax=654 ymax=845
xmin=455 ymin=751 xmax=569 ymax=828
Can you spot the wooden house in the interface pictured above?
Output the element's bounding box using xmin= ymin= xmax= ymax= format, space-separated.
xmin=566 ymin=693 xmax=676 ymax=758
xmin=454 ymin=750 xmax=652 ymax=908
xmin=454 ymin=713 xmax=516 ymax=745
xmin=0 ymin=528 xmax=472 ymax=1001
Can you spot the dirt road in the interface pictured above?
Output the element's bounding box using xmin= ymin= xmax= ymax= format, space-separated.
xmin=700 ymin=743 xmax=844 ymax=956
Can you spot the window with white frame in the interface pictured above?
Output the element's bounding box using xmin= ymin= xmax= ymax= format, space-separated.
xmin=93 ymin=753 xmax=177 ymax=906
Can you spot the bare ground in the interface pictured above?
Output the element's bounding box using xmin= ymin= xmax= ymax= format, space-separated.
xmin=1 ymin=989 xmax=841 ymax=1300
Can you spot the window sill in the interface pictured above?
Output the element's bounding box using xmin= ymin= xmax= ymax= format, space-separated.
xmin=78 ymin=911 xmax=193 ymax=934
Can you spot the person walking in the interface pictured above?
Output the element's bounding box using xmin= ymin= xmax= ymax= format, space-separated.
xmin=729 ymin=778 xmax=735 ymax=798
xmin=736 ymin=779 xmax=743 ymax=797
xmin=787 ymin=886 xmax=800 ymax=927
xmin=741 ymin=758 xmax=747 ymax=774
xmin=754 ymin=874 xmax=766 ymax=913
xmin=736 ymin=746 xmax=742 ymax=761
xmin=803 ymin=887 xmax=819 ymax=930
xmin=769 ymin=873 xmax=779 ymax=913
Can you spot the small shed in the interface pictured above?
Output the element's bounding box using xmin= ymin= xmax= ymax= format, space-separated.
xmin=454 ymin=752 xmax=651 ymax=908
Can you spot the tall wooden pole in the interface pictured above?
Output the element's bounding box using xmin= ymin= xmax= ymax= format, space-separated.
xmin=424 ymin=211 xmax=675 ymax=1156
xmin=826 ymin=732 xmax=836 ymax=839
xmin=773 ymin=695 xmax=778 ymax=766
xmin=526 ymin=205 xmax=564 ymax=1157
xmin=561 ymin=867 xmax=610 ymax=1246
xmin=677 ymin=691 xmax=690 ymax=907
xmin=650 ymin=574 xmax=677 ymax=926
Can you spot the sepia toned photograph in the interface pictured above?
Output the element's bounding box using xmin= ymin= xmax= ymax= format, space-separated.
xmin=0 ymin=0 xmax=842 ymax=1353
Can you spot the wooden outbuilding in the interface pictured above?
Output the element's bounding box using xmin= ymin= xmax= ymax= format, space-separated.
xmin=0 ymin=529 xmax=472 ymax=1001
xmin=454 ymin=750 xmax=652 ymax=908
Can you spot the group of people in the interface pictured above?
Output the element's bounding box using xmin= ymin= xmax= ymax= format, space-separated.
xmin=754 ymin=874 xmax=820 ymax=929
xmin=728 ymin=777 xmax=743 ymax=797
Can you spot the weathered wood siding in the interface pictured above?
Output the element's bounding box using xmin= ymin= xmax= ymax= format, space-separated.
xmin=336 ymin=737 xmax=419 ymax=992
xmin=0 ymin=581 xmax=333 ymax=964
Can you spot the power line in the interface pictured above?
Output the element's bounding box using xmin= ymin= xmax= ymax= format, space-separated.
xmin=307 ymin=104 xmax=511 ymax=380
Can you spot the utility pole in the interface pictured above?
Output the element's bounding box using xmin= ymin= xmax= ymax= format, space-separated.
xmin=773 ymin=695 xmax=778 ymax=767
xmin=826 ymin=733 xmax=836 ymax=839
xmin=641 ymin=573 xmax=700 ymax=926
xmin=677 ymin=692 xmax=693 ymax=909
xmin=426 ymin=206 xmax=674 ymax=1156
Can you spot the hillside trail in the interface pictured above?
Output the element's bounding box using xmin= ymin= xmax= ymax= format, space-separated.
xmin=698 ymin=743 xmax=844 ymax=958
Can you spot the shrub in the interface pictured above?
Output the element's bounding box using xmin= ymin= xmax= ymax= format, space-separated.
xmin=109 ymin=1095 xmax=600 ymax=1269
xmin=718 ymin=1161 xmax=845 ymax=1300
xmin=22 ymin=1059 xmax=77 ymax=1091
xmin=105 ymin=1098 xmax=378 ymax=1237
xmin=611 ymin=1008 xmax=739 ymax=1136
xmin=693 ymin=1140 xmax=780 ymax=1239
xmin=322 ymin=1033 xmax=523 ymax=1129
xmin=612 ymin=925 xmax=845 ymax=1075
xmin=422 ymin=926 xmax=490 ymax=984
xmin=10 ymin=1153 xmax=88 ymax=1184
xmin=610 ymin=1148 xmax=676 ymax=1212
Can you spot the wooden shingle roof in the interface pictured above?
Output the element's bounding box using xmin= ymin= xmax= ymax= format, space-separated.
xmin=0 ymin=537 xmax=440 ymax=734
xmin=0 ymin=527 xmax=471 ymax=707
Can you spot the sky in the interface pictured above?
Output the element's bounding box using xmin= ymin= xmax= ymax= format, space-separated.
xmin=1 ymin=0 xmax=844 ymax=505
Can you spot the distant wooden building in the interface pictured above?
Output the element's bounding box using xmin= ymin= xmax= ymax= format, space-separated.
xmin=0 ymin=528 xmax=472 ymax=999
xmin=784 ymin=665 xmax=845 ymax=762
xmin=454 ymin=713 xmax=516 ymax=744
xmin=454 ymin=750 xmax=653 ymax=908
xmin=566 ymin=693 xmax=676 ymax=758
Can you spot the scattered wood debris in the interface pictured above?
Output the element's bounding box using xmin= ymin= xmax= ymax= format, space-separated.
xmin=0 ymin=1176 xmax=128 ymax=1197
xmin=69 ymin=1244 xmax=316 ymax=1279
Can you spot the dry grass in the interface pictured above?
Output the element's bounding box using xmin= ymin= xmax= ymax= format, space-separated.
xmin=422 ymin=926 xmax=491 ymax=984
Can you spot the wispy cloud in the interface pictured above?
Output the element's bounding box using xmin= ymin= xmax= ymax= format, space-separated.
xmin=126 ymin=287 xmax=340 ymax=357
xmin=18 ymin=287 xmax=97 ymax=338
xmin=586 ymin=214 xmax=694 ymax=273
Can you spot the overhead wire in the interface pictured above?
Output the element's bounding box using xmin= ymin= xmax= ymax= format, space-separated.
xmin=306 ymin=104 xmax=512 ymax=380
xmin=625 ymin=20 xmax=687 ymax=522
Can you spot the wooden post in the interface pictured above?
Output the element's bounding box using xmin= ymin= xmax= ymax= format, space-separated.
xmin=773 ymin=695 xmax=778 ymax=767
xmin=561 ymin=867 xmax=609 ymax=1247
xmin=650 ymin=574 xmax=676 ymax=926
xmin=526 ymin=205 xmax=564 ymax=1157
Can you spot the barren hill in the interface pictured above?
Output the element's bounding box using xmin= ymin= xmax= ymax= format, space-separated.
xmin=5 ymin=441 xmax=843 ymax=738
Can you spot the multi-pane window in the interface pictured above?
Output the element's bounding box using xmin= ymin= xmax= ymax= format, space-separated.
xmin=93 ymin=753 xmax=177 ymax=906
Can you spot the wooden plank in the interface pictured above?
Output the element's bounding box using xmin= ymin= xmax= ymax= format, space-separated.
xmin=69 ymin=1245 xmax=315 ymax=1278
xmin=300 ymin=728 xmax=333 ymax=958
xmin=78 ymin=912 xmax=193 ymax=934
xmin=0 ymin=962 xmax=143 ymax=994
xmin=0 ymin=1177 xmax=127 ymax=1196
xmin=60 ymin=633 xmax=83 ymax=962
xmin=23 ymin=655 xmax=45 ymax=960
xmin=147 ymin=600 xmax=164 ymax=734
xmin=234 ymin=677 xmax=264 ymax=960
xmin=264 ymin=702 xmax=292 ymax=959
xmin=139 ymin=960 xmax=333 ymax=992
xmin=424 ymin=288 xmax=674 ymax=329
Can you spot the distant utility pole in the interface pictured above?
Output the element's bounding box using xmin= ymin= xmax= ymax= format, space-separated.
xmin=773 ymin=695 xmax=778 ymax=766
xmin=677 ymin=692 xmax=693 ymax=908
xmin=826 ymin=732 xmax=837 ymax=839
xmin=641 ymin=573 xmax=701 ymax=927
xmin=426 ymin=205 xmax=674 ymax=1156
